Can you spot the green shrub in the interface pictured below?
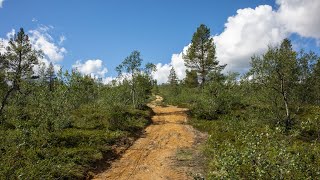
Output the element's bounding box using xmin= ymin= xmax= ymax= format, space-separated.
xmin=190 ymin=108 xmax=320 ymax=179
xmin=160 ymin=81 xmax=320 ymax=179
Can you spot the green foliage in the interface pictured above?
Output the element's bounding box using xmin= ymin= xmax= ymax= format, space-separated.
xmin=136 ymin=74 xmax=154 ymax=107
xmin=0 ymin=31 xmax=153 ymax=178
xmin=108 ymin=104 xmax=150 ymax=131
xmin=0 ymin=28 xmax=42 ymax=120
xmin=184 ymin=70 xmax=198 ymax=88
xmin=159 ymin=84 xmax=195 ymax=107
xmin=168 ymin=67 xmax=178 ymax=85
xmin=0 ymin=76 xmax=152 ymax=179
xmin=159 ymin=38 xmax=320 ymax=179
xmin=191 ymin=108 xmax=320 ymax=179
xmin=183 ymin=24 xmax=225 ymax=85
xmin=1 ymin=26 xmax=319 ymax=179
xmin=116 ymin=51 xmax=155 ymax=109
xmin=309 ymin=55 xmax=320 ymax=105
xmin=160 ymin=72 xmax=242 ymax=120
xmin=0 ymin=127 xmax=122 ymax=179
xmin=167 ymin=67 xmax=181 ymax=95
xmin=116 ymin=50 xmax=142 ymax=76
xmin=161 ymin=78 xmax=320 ymax=179
xmin=144 ymin=62 xmax=157 ymax=77
xmin=248 ymin=39 xmax=320 ymax=131
xmin=71 ymin=103 xmax=110 ymax=129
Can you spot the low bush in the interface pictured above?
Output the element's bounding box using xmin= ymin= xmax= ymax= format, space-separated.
xmin=0 ymin=104 xmax=151 ymax=179
xmin=159 ymin=80 xmax=320 ymax=179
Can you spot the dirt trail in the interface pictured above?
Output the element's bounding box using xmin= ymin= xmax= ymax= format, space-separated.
xmin=93 ymin=95 xmax=203 ymax=180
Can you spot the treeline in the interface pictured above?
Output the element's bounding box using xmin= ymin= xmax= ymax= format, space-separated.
xmin=0 ymin=28 xmax=156 ymax=179
xmin=160 ymin=24 xmax=320 ymax=179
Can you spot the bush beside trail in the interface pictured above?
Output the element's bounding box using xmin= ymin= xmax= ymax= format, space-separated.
xmin=159 ymin=38 xmax=320 ymax=179
xmin=0 ymin=32 xmax=156 ymax=179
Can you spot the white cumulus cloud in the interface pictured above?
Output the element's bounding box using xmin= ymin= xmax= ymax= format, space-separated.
xmin=102 ymin=76 xmax=116 ymax=85
xmin=153 ymin=0 xmax=320 ymax=83
xmin=0 ymin=30 xmax=13 ymax=54
xmin=152 ymin=46 xmax=188 ymax=84
xmin=29 ymin=26 xmax=67 ymax=62
xmin=1 ymin=26 xmax=67 ymax=74
xmin=6 ymin=29 xmax=15 ymax=39
xmin=28 ymin=26 xmax=67 ymax=74
xmin=277 ymin=0 xmax=320 ymax=39
xmin=152 ymin=63 xmax=171 ymax=84
xmin=0 ymin=29 xmax=16 ymax=54
xmin=73 ymin=59 xmax=108 ymax=78
xmin=214 ymin=5 xmax=288 ymax=72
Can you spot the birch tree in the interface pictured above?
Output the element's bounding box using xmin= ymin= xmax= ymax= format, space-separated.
xmin=116 ymin=50 xmax=142 ymax=108
xmin=250 ymin=39 xmax=298 ymax=130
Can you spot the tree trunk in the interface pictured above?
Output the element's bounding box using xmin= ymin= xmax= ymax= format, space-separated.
xmin=283 ymin=94 xmax=291 ymax=129
xmin=132 ymin=88 xmax=136 ymax=109
xmin=0 ymin=50 xmax=22 ymax=121
xmin=281 ymin=78 xmax=291 ymax=130
xmin=201 ymin=42 xmax=206 ymax=87
xmin=49 ymin=77 xmax=53 ymax=92
xmin=201 ymin=73 xmax=205 ymax=87
xmin=0 ymin=87 xmax=15 ymax=119
xmin=131 ymin=73 xmax=136 ymax=109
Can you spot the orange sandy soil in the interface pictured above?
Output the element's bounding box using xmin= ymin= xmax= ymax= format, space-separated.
xmin=93 ymin=96 xmax=206 ymax=180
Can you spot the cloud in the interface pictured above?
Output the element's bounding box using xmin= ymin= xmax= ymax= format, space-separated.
xmin=72 ymin=59 xmax=108 ymax=78
xmin=27 ymin=26 xmax=67 ymax=74
xmin=277 ymin=0 xmax=320 ymax=39
xmin=102 ymin=76 xmax=116 ymax=84
xmin=152 ymin=63 xmax=171 ymax=84
xmin=29 ymin=26 xmax=67 ymax=62
xmin=6 ymin=29 xmax=15 ymax=39
xmin=152 ymin=46 xmax=188 ymax=84
xmin=153 ymin=0 xmax=320 ymax=83
xmin=214 ymin=5 xmax=288 ymax=73
xmin=0 ymin=30 xmax=14 ymax=54
xmin=214 ymin=0 xmax=320 ymax=73
xmin=154 ymin=5 xmax=287 ymax=83
xmin=0 ymin=40 xmax=7 ymax=54
xmin=0 ymin=0 xmax=4 ymax=8
xmin=1 ymin=26 xmax=67 ymax=75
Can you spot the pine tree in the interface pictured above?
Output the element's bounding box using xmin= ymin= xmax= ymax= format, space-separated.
xmin=168 ymin=67 xmax=178 ymax=85
xmin=46 ymin=62 xmax=56 ymax=92
xmin=183 ymin=24 xmax=225 ymax=86
xmin=184 ymin=70 xmax=198 ymax=88
xmin=0 ymin=28 xmax=41 ymax=119
xmin=0 ymin=50 xmax=7 ymax=96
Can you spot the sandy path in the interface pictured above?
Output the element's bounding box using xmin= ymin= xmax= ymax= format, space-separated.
xmin=93 ymin=96 xmax=196 ymax=180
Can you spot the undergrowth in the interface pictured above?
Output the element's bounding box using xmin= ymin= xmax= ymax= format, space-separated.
xmin=0 ymin=102 xmax=152 ymax=179
xmin=159 ymin=85 xmax=320 ymax=179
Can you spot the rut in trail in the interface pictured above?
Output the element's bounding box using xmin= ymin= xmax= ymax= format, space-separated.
xmin=93 ymin=95 xmax=199 ymax=180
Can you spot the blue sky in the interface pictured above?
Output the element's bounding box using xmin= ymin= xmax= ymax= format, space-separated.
xmin=0 ymin=0 xmax=319 ymax=83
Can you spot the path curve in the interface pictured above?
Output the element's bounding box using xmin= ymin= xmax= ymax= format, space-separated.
xmin=93 ymin=95 xmax=196 ymax=180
